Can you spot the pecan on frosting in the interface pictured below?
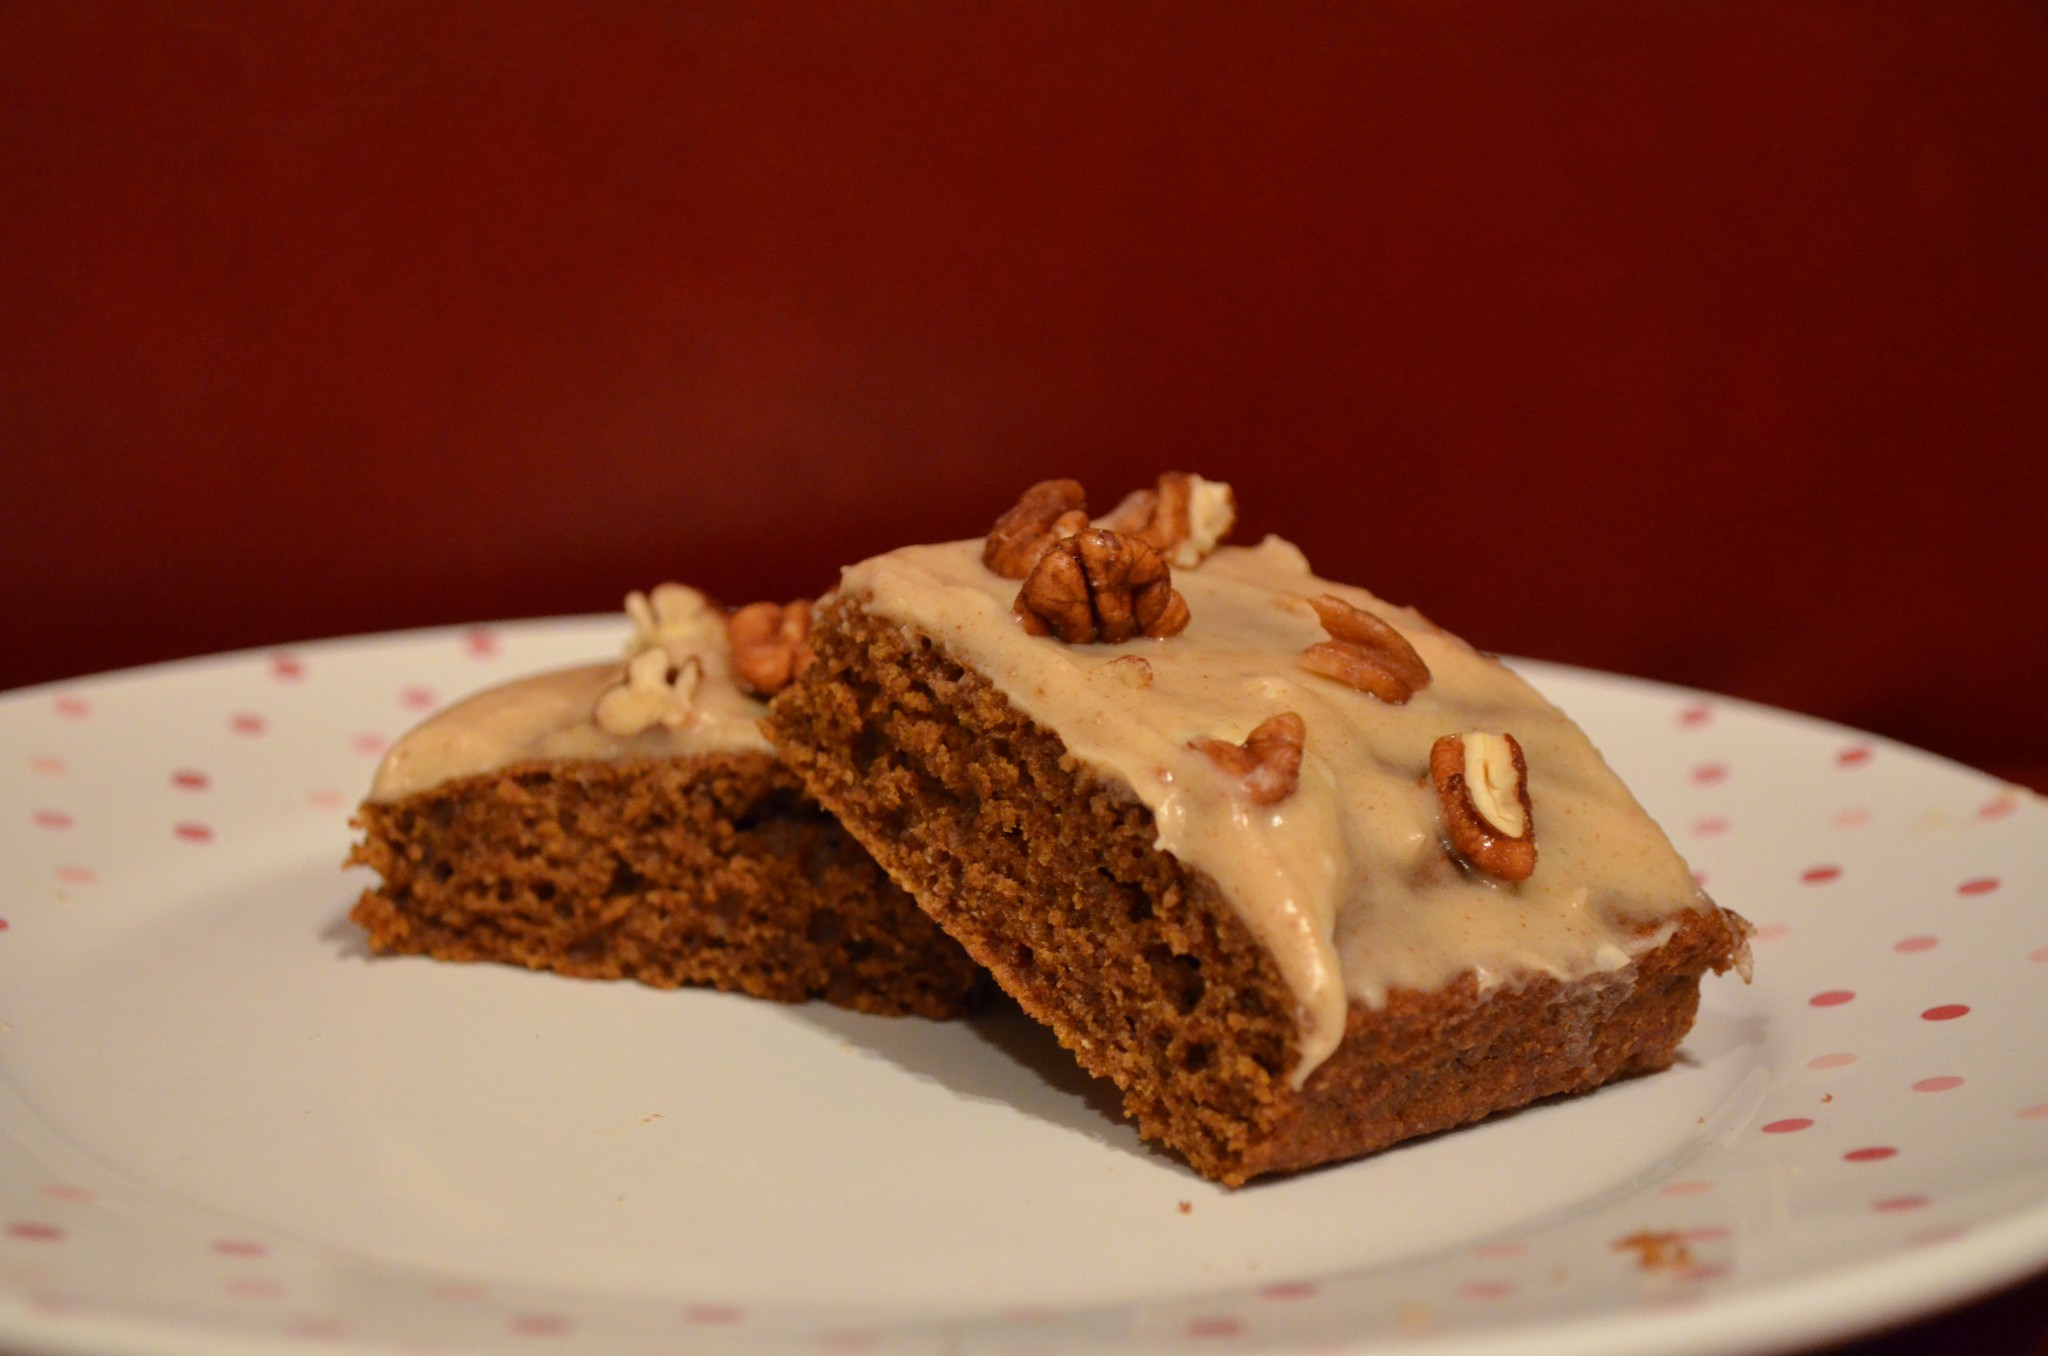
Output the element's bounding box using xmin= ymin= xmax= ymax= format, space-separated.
xmin=1013 ymin=527 xmax=1191 ymax=644
xmin=727 ymin=599 xmax=814 ymax=697
xmin=1298 ymin=594 xmax=1432 ymax=705
xmin=1100 ymin=471 xmax=1237 ymax=568
xmin=624 ymin=582 xmax=724 ymax=658
xmin=1190 ymin=712 xmax=1305 ymax=805
xmin=983 ymin=478 xmax=1091 ymax=580
xmin=594 ymin=648 xmax=704 ymax=737
xmin=1431 ymin=731 xmax=1537 ymax=882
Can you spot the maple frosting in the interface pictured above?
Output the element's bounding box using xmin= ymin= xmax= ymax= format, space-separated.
xmin=840 ymin=536 xmax=1714 ymax=1083
xmin=367 ymin=599 xmax=772 ymax=805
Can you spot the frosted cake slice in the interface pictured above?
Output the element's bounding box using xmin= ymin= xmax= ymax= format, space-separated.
xmin=349 ymin=585 xmax=984 ymax=1018
xmin=766 ymin=475 xmax=1750 ymax=1182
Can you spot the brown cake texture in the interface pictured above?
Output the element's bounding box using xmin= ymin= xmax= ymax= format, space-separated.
xmin=766 ymin=478 xmax=1750 ymax=1186
xmin=349 ymin=748 xmax=985 ymax=1018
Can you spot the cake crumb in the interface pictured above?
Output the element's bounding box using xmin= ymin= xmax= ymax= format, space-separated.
xmin=1178 ymin=1201 xmax=1193 ymax=1215
xmin=1821 ymin=1093 xmax=1833 ymax=1103
xmin=1614 ymin=1231 xmax=1694 ymax=1271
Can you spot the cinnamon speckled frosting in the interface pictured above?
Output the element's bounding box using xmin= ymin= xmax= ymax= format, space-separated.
xmin=839 ymin=535 xmax=1721 ymax=1083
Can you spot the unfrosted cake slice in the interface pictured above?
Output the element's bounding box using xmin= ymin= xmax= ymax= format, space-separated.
xmin=766 ymin=475 xmax=1751 ymax=1182
xmin=349 ymin=585 xmax=984 ymax=1018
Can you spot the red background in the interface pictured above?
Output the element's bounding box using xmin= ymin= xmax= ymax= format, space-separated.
xmin=2 ymin=5 xmax=2045 ymax=1348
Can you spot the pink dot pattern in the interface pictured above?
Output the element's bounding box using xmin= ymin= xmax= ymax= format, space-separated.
xmin=1185 ymin=1316 xmax=1244 ymax=1338
xmin=1979 ymin=794 xmax=2018 ymax=821
xmin=1844 ymin=1147 xmax=1899 ymax=1163
xmin=1260 ymin=1282 xmax=1317 ymax=1301
xmin=1809 ymin=990 xmax=1855 ymax=1008
xmin=1894 ymin=935 xmax=1939 ymax=954
xmin=226 ymin=1277 xmax=283 ymax=1301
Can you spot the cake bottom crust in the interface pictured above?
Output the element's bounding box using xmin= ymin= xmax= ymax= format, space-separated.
xmin=768 ymin=596 xmax=1749 ymax=1184
xmin=347 ymin=751 xmax=986 ymax=1019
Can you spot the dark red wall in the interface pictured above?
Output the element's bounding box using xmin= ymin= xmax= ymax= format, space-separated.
xmin=5 ymin=2 xmax=2045 ymax=788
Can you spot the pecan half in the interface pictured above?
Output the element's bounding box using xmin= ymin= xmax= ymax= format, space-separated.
xmin=1190 ymin=712 xmax=1305 ymax=805
xmin=727 ymin=599 xmax=814 ymax=696
xmin=983 ymin=479 xmax=1091 ymax=579
xmin=1297 ymin=594 xmax=1431 ymax=704
xmin=1430 ymin=731 xmax=1537 ymax=881
xmin=1100 ymin=472 xmax=1236 ymax=568
xmin=1014 ymin=528 xmax=1191 ymax=643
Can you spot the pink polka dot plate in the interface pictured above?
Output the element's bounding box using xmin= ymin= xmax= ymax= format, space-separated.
xmin=2 ymin=620 xmax=2045 ymax=1356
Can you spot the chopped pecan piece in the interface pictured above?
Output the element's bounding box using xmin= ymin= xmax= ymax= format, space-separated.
xmin=1107 ymin=655 xmax=1154 ymax=688
xmin=594 ymin=649 xmax=703 ymax=736
xmin=1613 ymin=1231 xmax=1695 ymax=1272
xmin=623 ymin=582 xmax=722 ymax=657
xmin=1014 ymin=528 xmax=1191 ymax=644
xmin=1430 ymin=731 xmax=1537 ymax=881
xmin=983 ymin=478 xmax=1092 ymax=579
xmin=727 ymin=599 xmax=814 ymax=696
xmin=1190 ymin=712 xmax=1305 ymax=805
xmin=1100 ymin=472 xmax=1237 ymax=567
xmin=1297 ymin=594 xmax=1432 ymax=704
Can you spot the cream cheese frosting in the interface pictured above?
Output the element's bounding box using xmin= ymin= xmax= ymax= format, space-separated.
xmin=367 ymin=589 xmax=773 ymax=804
xmin=840 ymin=535 xmax=1713 ymax=1084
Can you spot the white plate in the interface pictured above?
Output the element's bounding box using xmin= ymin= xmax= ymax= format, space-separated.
xmin=2 ymin=619 xmax=2044 ymax=1356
